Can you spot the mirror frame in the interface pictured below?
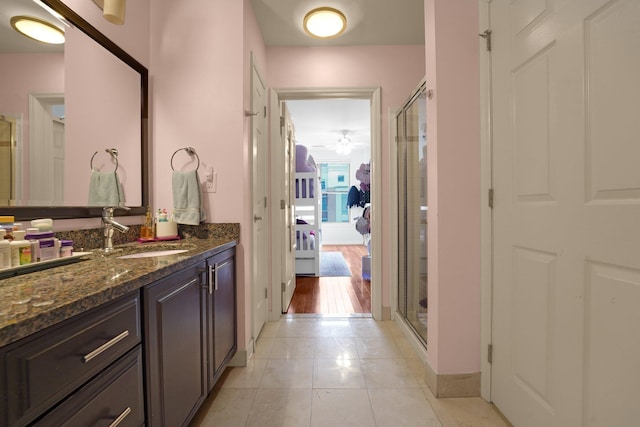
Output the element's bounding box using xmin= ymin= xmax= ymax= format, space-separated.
xmin=8 ymin=0 xmax=149 ymax=220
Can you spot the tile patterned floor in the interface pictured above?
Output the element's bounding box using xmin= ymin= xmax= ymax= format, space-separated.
xmin=190 ymin=317 xmax=510 ymax=427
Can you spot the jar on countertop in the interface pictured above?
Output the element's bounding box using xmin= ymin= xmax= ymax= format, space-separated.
xmin=60 ymin=240 xmax=74 ymax=258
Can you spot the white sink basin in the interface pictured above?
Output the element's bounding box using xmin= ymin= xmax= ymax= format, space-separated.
xmin=117 ymin=249 xmax=189 ymax=259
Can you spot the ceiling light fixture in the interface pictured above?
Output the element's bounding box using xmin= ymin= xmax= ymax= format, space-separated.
xmin=336 ymin=132 xmax=353 ymax=155
xmin=303 ymin=7 xmax=347 ymax=39
xmin=10 ymin=16 xmax=65 ymax=44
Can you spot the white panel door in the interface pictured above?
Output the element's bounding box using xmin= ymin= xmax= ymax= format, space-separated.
xmin=281 ymin=102 xmax=296 ymax=312
xmin=491 ymin=1 xmax=640 ymax=426
xmin=251 ymin=62 xmax=268 ymax=339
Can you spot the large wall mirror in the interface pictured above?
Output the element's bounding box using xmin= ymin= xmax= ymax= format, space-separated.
xmin=0 ymin=0 xmax=148 ymax=220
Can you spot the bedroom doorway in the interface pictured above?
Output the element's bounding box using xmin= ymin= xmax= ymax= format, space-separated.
xmin=286 ymin=99 xmax=372 ymax=316
xmin=269 ymin=88 xmax=381 ymax=319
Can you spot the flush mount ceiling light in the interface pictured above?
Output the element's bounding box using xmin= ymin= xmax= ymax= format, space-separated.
xmin=10 ymin=16 xmax=65 ymax=44
xmin=303 ymin=7 xmax=347 ymax=39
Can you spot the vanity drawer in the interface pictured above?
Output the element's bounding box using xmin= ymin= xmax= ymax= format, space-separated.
xmin=33 ymin=346 xmax=144 ymax=427
xmin=0 ymin=292 xmax=141 ymax=427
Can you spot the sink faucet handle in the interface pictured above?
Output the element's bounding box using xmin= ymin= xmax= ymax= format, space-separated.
xmin=103 ymin=206 xmax=131 ymax=215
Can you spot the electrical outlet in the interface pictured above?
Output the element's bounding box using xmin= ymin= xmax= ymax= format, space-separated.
xmin=205 ymin=171 xmax=217 ymax=193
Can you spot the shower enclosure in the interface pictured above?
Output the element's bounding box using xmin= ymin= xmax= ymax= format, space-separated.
xmin=396 ymin=81 xmax=428 ymax=345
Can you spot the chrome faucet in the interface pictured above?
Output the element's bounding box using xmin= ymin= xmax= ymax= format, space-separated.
xmin=102 ymin=206 xmax=131 ymax=252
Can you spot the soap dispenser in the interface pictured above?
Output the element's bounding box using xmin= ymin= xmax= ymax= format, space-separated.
xmin=141 ymin=206 xmax=154 ymax=239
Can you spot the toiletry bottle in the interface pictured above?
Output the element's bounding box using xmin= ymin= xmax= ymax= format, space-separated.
xmin=0 ymin=240 xmax=10 ymax=269
xmin=60 ymin=240 xmax=74 ymax=257
xmin=142 ymin=206 xmax=154 ymax=238
xmin=10 ymin=230 xmax=32 ymax=266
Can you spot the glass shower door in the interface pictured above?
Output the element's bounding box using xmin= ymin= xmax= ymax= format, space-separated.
xmin=397 ymin=83 xmax=428 ymax=345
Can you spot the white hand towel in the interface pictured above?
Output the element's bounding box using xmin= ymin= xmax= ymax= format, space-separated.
xmin=88 ymin=171 xmax=124 ymax=206
xmin=172 ymin=170 xmax=206 ymax=225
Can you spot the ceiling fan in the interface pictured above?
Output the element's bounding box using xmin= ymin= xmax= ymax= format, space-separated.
xmin=336 ymin=130 xmax=353 ymax=155
xmin=334 ymin=130 xmax=369 ymax=155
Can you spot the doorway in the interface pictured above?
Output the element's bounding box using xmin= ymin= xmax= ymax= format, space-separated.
xmin=285 ymin=98 xmax=372 ymax=316
xmin=269 ymin=88 xmax=382 ymax=320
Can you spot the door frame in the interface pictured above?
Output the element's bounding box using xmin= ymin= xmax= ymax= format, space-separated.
xmin=269 ymin=87 xmax=382 ymax=320
xmin=479 ymin=0 xmax=493 ymax=402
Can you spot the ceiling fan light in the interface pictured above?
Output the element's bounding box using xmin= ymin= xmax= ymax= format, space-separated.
xmin=303 ymin=7 xmax=347 ymax=39
xmin=10 ymin=16 xmax=65 ymax=44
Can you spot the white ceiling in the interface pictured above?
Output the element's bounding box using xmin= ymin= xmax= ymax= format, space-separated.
xmin=250 ymin=0 xmax=425 ymax=47
xmin=286 ymin=99 xmax=371 ymax=160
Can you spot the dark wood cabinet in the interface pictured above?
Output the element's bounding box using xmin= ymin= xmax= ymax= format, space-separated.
xmin=32 ymin=347 xmax=145 ymax=427
xmin=205 ymin=247 xmax=237 ymax=390
xmin=0 ymin=292 xmax=142 ymax=427
xmin=0 ymin=243 xmax=237 ymax=427
xmin=143 ymin=262 xmax=207 ymax=427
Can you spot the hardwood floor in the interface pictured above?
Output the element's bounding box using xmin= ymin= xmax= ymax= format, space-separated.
xmin=287 ymin=244 xmax=371 ymax=315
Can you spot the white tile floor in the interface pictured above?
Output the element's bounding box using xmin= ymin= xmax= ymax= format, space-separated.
xmin=190 ymin=317 xmax=511 ymax=427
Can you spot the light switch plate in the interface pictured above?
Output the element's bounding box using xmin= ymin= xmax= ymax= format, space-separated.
xmin=205 ymin=171 xmax=217 ymax=193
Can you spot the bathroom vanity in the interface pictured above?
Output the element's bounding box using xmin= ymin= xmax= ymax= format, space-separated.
xmin=0 ymin=225 xmax=239 ymax=427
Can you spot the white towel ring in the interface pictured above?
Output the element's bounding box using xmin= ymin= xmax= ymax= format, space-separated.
xmin=171 ymin=146 xmax=200 ymax=171
xmin=90 ymin=148 xmax=119 ymax=172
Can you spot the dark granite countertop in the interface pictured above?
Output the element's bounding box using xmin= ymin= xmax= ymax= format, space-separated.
xmin=0 ymin=224 xmax=239 ymax=347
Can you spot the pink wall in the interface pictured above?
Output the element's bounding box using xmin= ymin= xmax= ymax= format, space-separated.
xmin=425 ymin=0 xmax=481 ymax=375
xmin=150 ymin=0 xmax=263 ymax=351
xmin=267 ymin=45 xmax=426 ymax=308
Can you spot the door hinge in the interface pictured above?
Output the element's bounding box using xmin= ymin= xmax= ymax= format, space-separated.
xmin=281 ymin=282 xmax=286 ymax=292
xmin=488 ymin=188 xmax=494 ymax=209
xmin=280 ymin=199 xmax=286 ymax=209
xmin=479 ymin=29 xmax=492 ymax=51
xmin=265 ymin=287 xmax=268 ymax=299
xmin=264 ymin=105 xmax=267 ymax=117
xmin=280 ymin=116 xmax=285 ymax=127
xmin=264 ymin=196 xmax=268 ymax=209
xmin=488 ymin=344 xmax=493 ymax=364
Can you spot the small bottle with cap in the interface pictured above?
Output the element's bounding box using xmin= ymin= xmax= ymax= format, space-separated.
xmin=10 ymin=230 xmax=32 ymax=266
xmin=60 ymin=240 xmax=74 ymax=258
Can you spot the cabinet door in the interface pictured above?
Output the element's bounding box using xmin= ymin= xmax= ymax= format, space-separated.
xmin=206 ymin=248 xmax=237 ymax=389
xmin=144 ymin=264 xmax=206 ymax=427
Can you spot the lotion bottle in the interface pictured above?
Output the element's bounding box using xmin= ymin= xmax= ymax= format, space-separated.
xmin=10 ymin=230 xmax=32 ymax=266
xmin=0 ymin=240 xmax=10 ymax=269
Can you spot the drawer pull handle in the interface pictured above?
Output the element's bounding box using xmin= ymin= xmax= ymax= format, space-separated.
xmin=83 ymin=330 xmax=130 ymax=363
xmin=108 ymin=406 xmax=132 ymax=427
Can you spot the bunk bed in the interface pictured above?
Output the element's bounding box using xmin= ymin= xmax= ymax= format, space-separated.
xmin=294 ymin=170 xmax=321 ymax=276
